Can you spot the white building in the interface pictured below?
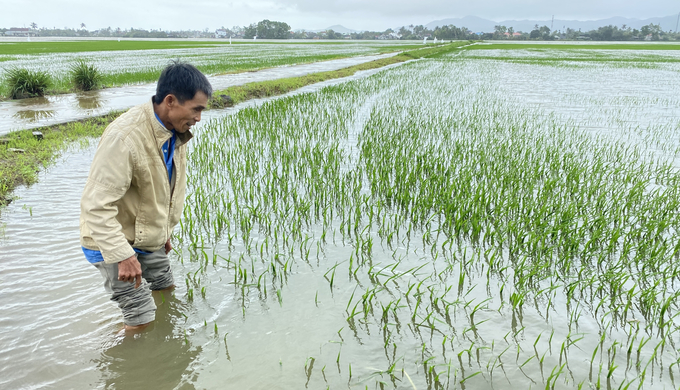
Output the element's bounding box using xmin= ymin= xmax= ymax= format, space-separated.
xmin=5 ymin=28 xmax=36 ymax=37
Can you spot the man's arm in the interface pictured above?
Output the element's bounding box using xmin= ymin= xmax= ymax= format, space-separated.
xmin=165 ymin=237 xmax=172 ymax=254
xmin=80 ymin=132 xmax=137 ymax=264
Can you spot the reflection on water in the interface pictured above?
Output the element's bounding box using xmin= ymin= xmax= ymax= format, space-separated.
xmin=13 ymin=109 xmax=55 ymax=121
xmin=16 ymin=96 xmax=50 ymax=106
xmin=76 ymin=92 xmax=104 ymax=110
xmin=96 ymin=292 xmax=199 ymax=389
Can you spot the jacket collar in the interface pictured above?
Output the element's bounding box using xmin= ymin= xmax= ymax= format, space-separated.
xmin=144 ymin=98 xmax=193 ymax=149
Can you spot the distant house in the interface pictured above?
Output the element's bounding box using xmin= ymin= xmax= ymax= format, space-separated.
xmin=215 ymin=29 xmax=228 ymax=38
xmin=5 ymin=28 xmax=36 ymax=37
xmin=644 ymin=34 xmax=653 ymax=41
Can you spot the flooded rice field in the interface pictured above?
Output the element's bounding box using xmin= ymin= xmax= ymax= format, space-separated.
xmin=0 ymin=52 xmax=398 ymax=136
xmin=1 ymin=48 xmax=680 ymax=389
xmin=0 ymin=41 xmax=410 ymax=79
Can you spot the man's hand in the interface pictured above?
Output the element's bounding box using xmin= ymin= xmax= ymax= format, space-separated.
xmin=165 ymin=238 xmax=172 ymax=255
xmin=118 ymin=255 xmax=142 ymax=289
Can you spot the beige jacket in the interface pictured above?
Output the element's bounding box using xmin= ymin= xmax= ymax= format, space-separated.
xmin=80 ymin=100 xmax=192 ymax=264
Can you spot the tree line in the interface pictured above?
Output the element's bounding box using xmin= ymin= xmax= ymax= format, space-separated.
xmin=0 ymin=25 xmax=217 ymax=39
xmin=2 ymin=20 xmax=678 ymax=41
xmin=490 ymin=23 xmax=678 ymax=41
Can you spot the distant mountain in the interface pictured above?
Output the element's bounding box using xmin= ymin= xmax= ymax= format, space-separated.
xmin=425 ymin=15 xmax=680 ymax=33
xmin=424 ymin=16 xmax=497 ymax=33
xmin=324 ymin=25 xmax=357 ymax=34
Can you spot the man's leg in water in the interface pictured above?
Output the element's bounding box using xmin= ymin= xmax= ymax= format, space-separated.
xmin=94 ymin=259 xmax=157 ymax=331
xmin=138 ymin=248 xmax=175 ymax=291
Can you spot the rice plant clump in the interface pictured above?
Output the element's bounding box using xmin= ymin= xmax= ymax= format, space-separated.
xmin=69 ymin=60 xmax=102 ymax=91
xmin=3 ymin=67 xmax=51 ymax=99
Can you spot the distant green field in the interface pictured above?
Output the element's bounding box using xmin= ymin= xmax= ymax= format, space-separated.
xmin=468 ymin=43 xmax=680 ymax=51
xmin=460 ymin=42 xmax=680 ymax=65
xmin=0 ymin=40 xmax=418 ymax=55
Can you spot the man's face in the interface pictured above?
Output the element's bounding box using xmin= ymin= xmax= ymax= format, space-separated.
xmin=166 ymin=91 xmax=209 ymax=133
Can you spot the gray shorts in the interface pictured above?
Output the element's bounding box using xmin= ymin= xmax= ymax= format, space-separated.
xmin=93 ymin=248 xmax=174 ymax=326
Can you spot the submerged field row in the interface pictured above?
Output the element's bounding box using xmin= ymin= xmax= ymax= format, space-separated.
xmin=166 ymin=53 xmax=680 ymax=389
xmin=0 ymin=42 xmax=417 ymax=97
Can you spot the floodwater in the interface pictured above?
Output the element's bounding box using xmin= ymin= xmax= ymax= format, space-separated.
xmin=0 ymin=143 xmax=207 ymax=389
xmin=1 ymin=51 xmax=680 ymax=390
xmin=0 ymin=62 xmax=411 ymax=390
xmin=0 ymin=52 xmax=398 ymax=136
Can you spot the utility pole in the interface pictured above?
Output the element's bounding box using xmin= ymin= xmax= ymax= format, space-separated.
xmin=676 ymin=12 xmax=679 ymax=33
xmin=551 ymin=15 xmax=554 ymax=31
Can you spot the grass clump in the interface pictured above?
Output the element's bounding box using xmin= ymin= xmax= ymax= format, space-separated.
xmin=70 ymin=60 xmax=103 ymax=91
xmin=3 ymin=67 xmax=51 ymax=99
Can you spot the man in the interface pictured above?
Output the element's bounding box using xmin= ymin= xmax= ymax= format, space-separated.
xmin=80 ymin=61 xmax=212 ymax=332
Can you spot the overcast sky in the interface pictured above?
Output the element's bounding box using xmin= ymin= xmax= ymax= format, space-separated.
xmin=1 ymin=0 xmax=677 ymax=32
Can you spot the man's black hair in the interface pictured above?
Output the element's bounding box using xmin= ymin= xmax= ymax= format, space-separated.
xmin=153 ymin=60 xmax=212 ymax=104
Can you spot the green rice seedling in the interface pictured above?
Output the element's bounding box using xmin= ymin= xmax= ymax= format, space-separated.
xmin=3 ymin=67 xmax=51 ymax=98
xmin=164 ymin=44 xmax=680 ymax=389
xmin=69 ymin=60 xmax=102 ymax=91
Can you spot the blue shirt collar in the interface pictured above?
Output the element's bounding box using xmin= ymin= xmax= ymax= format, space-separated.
xmin=154 ymin=112 xmax=175 ymax=133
